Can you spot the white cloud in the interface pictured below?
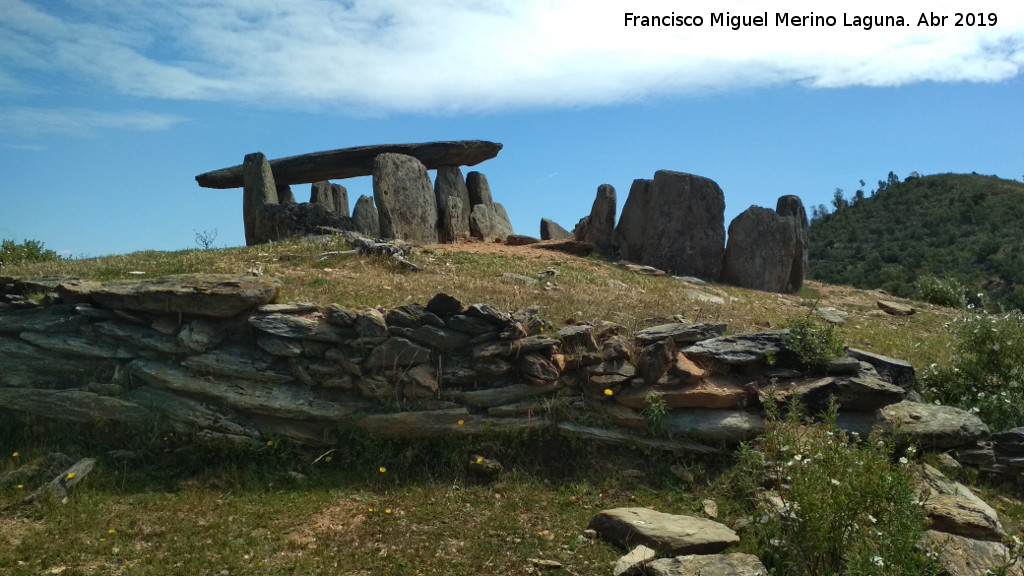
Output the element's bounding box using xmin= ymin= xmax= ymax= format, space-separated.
xmin=0 ymin=107 xmax=184 ymax=137
xmin=1 ymin=0 xmax=1022 ymax=114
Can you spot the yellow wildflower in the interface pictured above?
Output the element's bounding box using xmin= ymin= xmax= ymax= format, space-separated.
xmin=266 ymin=440 xmax=273 ymax=447
xmin=12 ymin=452 xmax=18 ymax=458
xmin=476 ymin=457 xmax=484 ymax=463
xmin=108 ymin=529 xmax=117 ymax=535
xmin=368 ymin=508 xmax=374 ymax=513
xmin=379 ymin=466 xmax=386 ymax=473
xmin=66 ymin=472 xmax=76 ymax=480
xmin=385 ymin=509 xmax=392 ymax=514
xmin=325 ymin=456 xmax=332 ymax=463
xmin=604 ymin=389 xmax=613 ymax=396
xmin=16 ymin=484 xmax=23 ymax=490
xmin=458 ymin=420 xmax=464 ymax=426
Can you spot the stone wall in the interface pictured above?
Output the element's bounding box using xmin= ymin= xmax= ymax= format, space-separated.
xmin=0 ymin=275 xmax=1007 ymax=470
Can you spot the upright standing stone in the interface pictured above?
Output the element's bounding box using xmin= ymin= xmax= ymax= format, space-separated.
xmin=331 ymin=183 xmax=350 ymax=217
xmin=466 ymin=171 xmax=493 ymax=206
xmin=351 ymin=194 xmax=380 ymax=238
xmin=310 ymin=181 xmax=334 ymax=212
xmin=242 ymin=152 xmax=279 ymax=246
xmin=775 ymin=195 xmax=808 ymax=292
xmin=643 ymin=171 xmax=725 ymax=280
xmin=435 ymin=166 xmax=471 ymax=242
xmin=470 ymin=204 xmax=494 ymax=240
xmin=372 ymin=153 xmax=438 ymax=244
xmin=720 ymin=206 xmax=799 ymax=293
xmin=614 ymin=179 xmax=652 ymax=262
xmin=574 ymin=184 xmax=617 ymax=255
xmin=540 ymin=218 xmax=570 ymax=241
xmin=276 ymin=184 xmax=296 ymax=204
xmin=491 ymin=203 xmax=515 ymax=238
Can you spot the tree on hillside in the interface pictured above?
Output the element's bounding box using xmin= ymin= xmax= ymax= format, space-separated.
xmin=831 ymin=188 xmax=848 ymax=212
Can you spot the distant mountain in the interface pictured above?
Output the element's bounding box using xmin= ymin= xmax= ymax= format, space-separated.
xmin=807 ymin=173 xmax=1024 ymax=310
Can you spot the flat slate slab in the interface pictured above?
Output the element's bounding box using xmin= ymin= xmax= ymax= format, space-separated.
xmin=196 ymin=140 xmax=503 ymax=188
xmin=588 ymin=507 xmax=739 ymax=556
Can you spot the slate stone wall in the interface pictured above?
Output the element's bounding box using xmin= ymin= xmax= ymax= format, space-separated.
xmin=0 ymin=275 xmax=1001 ymax=469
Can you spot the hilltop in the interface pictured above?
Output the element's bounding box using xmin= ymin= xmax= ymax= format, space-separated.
xmin=808 ymin=172 xmax=1024 ymax=310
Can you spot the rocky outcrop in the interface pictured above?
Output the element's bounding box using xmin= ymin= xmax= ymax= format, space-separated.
xmin=351 ymin=194 xmax=380 ymax=238
xmin=196 ymin=140 xmax=503 ymax=188
xmin=372 ymin=153 xmax=439 ymax=244
xmin=720 ymin=206 xmax=800 ymax=293
xmin=573 ymin=184 xmax=617 ymax=255
xmin=540 ymin=218 xmax=570 ymax=241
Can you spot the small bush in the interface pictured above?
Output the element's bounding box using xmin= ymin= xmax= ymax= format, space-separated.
xmin=0 ymin=238 xmax=63 ymax=268
xmin=738 ymin=401 xmax=937 ymax=576
xmin=783 ymin=314 xmax=845 ymax=371
xmin=921 ymin=310 xmax=1024 ymax=430
xmin=915 ymin=275 xmax=966 ymax=309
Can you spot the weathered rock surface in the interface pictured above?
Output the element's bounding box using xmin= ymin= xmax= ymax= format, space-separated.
xmin=540 ymin=218 xmax=570 ymax=241
xmin=589 ymin=507 xmax=739 ymax=556
xmin=466 ymin=171 xmax=493 ymax=206
xmin=917 ymin=463 xmax=1005 ymax=541
xmin=310 ymin=181 xmax=349 ymax=217
xmin=56 ymin=275 xmax=282 ymax=319
xmin=921 ymin=530 xmax=1023 ymax=576
xmin=614 ymin=178 xmax=652 ymax=263
xmin=644 ymin=554 xmax=768 ymax=576
xmin=373 ymin=153 xmax=438 ymax=244
xmin=470 ymin=202 xmax=515 ymax=241
xmin=792 ymin=374 xmax=907 ymax=411
xmin=255 ymin=201 xmax=354 ymax=243
xmin=351 ymin=194 xmax=381 ymax=238
xmin=434 ymin=166 xmax=471 ymax=242
xmin=682 ymin=332 xmax=786 ymax=366
xmin=846 ymin=347 xmax=916 ymax=390
xmin=574 ymin=184 xmax=616 ymax=255
xmin=242 ymin=152 xmax=279 ymax=246
xmin=775 ymin=195 xmax=808 ymax=293
xmin=641 ymin=170 xmax=726 ymax=281
xmin=663 ymin=410 xmax=765 ymax=443
xmin=721 ymin=206 xmax=800 ymax=293
xmin=613 ymin=545 xmax=656 ymax=576
xmin=878 ymin=299 xmax=915 ymax=315
xmin=815 ymin=306 xmax=848 ymax=325
xmin=196 ymin=140 xmax=503 ymax=188
xmin=0 ymin=388 xmax=151 ymax=424
xmin=636 ymin=323 xmax=727 ymax=346
xmin=838 ymin=401 xmax=989 ymax=449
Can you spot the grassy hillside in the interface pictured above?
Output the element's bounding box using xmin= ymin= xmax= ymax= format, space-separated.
xmin=2 ymin=238 xmax=1022 ymax=575
xmin=808 ymin=173 xmax=1024 ymax=310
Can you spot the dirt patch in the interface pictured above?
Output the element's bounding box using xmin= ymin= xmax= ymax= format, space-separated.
xmin=285 ymin=499 xmax=370 ymax=550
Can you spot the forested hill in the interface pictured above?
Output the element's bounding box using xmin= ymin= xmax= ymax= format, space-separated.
xmin=807 ymin=173 xmax=1024 ymax=310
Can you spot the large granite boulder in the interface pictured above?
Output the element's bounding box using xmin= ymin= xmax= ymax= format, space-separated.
xmin=573 ymin=184 xmax=616 ymax=255
xmin=775 ymin=195 xmax=808 ymax=292
xmin=242 ymin=152 xmax=279 ymax=246
xmin=540 ymin=218 xmax=570 ymax=240
xmin=372 ymin=153 xmax=438 ymax=244
xmin=434 ymin=166 xmax=471 ymax=242
xmin=309 ymin=181 xmax=349 ymax=217
xmin=351 ymin=194 xmax=380 ymax=238
xmin=721 ymin=206 xmax=800 ymax=293
xmin=614 ymin=178 xmax=652 ymax=262
xmin=642 ymin=171 xmax=725 ymax=280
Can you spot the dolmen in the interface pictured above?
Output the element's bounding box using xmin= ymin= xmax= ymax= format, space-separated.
xmin=195 ymin=140 xmax=515 ymax=246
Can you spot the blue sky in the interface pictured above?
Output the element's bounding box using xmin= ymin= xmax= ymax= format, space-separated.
xmin=1 ymin=0 xmax=1022 ymax=257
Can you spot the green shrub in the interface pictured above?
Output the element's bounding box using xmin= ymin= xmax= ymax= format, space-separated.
xmin=641 ymin=390 xmax=668 ymax=432
xmin=0 ymin=238 xmax=63 ymax=268
xmin=738 ymin=402 xmax=937 ymax=576
xmin=921 ymin=310 xmax=1024 ymax=430
xmin=783 ymin=314 xmax=845 ymax=371
xmin=914 ymin=275 xmax=966 ymax=309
